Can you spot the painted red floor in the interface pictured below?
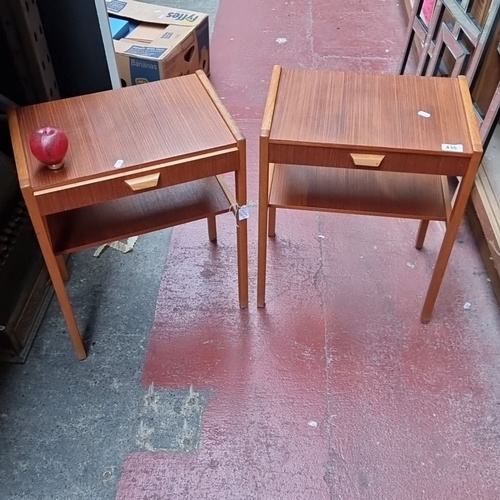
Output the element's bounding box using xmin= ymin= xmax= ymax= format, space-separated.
xmin=116 ymin=1 xmax=500 ymax=498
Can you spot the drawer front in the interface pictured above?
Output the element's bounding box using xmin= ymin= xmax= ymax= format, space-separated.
xmin=269 ymin=143 xmax=470 ymax=176
xmin=35 ymin=149 xmax=239 ymax=215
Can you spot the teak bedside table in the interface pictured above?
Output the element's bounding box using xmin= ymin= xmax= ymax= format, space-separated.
xmin=258 ymin=66 xmax=482 ymax=322
xmin=9 ymin=72 xmax=248 ymax=360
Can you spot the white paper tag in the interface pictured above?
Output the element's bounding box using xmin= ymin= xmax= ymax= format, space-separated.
xmin=238 ymin=205 xmax=249 ymax=220
xmin=110 ymin=236 xmax=138 ymax=253
xmin=93 ymin=236 xmax=138 ymax=257
xmin=418 ymin=110 xmax=431 ymax=118
xmin=441 ymin=143 xmax=463 ymax=153
xmin=114 ymin=159 xmax=124 ymax=169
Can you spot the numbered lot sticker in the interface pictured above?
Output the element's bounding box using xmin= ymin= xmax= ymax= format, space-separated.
xmin=441 ymin=143 xmax=464 ymax=153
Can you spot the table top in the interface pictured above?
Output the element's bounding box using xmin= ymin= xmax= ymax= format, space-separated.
xmin=10 ymin=73 xmax=236 ymax=190
xmin=268 ymin=68 xmax=474 ymax=156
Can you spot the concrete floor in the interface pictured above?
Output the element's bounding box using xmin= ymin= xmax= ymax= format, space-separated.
xmin=2 ymin=0 xmax=500 ymax=499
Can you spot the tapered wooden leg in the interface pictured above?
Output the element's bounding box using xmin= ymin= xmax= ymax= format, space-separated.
xmin=40 ymin=251 xmax=85 ymax=359
xmin=257 ymin=135 xmax=270 ymax=307
xmin=235 ymin=140 xmax=248 ymax=308
xmin=268 ymin=207 xmax=276 ymax=237
xmin=47 ymin=257 xmax=86 ymax=359
xmin=22 ymin=191 xmax=86 ymax=359
xmin=207 ymin=215 xmax=217 ymax=242
xmin=415 ymin=220 xmax=429 ymax=250
xmin=257 ymin=66 xmax=281 ymax=307
xmin=56 ymin=255 xmax=69 ymax=281
xmin=236 ymin=216 xmax=248 ymax=308
xmin=420 ymin=165 xmax=479 ymax=323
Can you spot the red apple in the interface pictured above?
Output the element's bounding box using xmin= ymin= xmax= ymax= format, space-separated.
xmin=29 ymin=126 xmax=68 ymax=169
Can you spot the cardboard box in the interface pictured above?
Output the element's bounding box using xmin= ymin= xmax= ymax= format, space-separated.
xmin=106 ymin=0 xmax=210 ymax=86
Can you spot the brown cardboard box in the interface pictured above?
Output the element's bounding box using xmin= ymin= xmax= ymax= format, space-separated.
xmin=106 ymin=0 xmax=210 ymax=86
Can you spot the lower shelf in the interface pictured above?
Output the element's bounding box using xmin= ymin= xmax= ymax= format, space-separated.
xmin=269 ymin=164 xmax=449 ymax=220
xmin=47 ymin=176 xmax=232 ymax=254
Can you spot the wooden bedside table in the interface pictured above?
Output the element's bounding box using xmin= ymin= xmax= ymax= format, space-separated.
xmin=8 ymin=72 xmax=248 ymax=360
xmin=258 ymin=66 xmax=482 ymax=322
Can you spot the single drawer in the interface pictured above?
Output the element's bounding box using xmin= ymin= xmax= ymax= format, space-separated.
xmin=35 ymin=148 xmax=239 ymax=215
xmin=269 ymin=143 xmax=470 ymax=176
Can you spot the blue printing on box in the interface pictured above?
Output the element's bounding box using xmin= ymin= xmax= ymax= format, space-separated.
xmin=125 ymin=45 xmax=167 ymax=58
xmin=196 ymin=18 xmax=209 ymax=70
xmin=165 ymin=11 xmax=200 ymax=23
xmin=126 ymin=46 xmax=167 ymax=84
xmin=106 ymin=0 xmax=127 ymax=14
xmin=196 ymin=19 xmax=209 ymax=54
xmin=129 ymin=57 xmax=160 ymax=84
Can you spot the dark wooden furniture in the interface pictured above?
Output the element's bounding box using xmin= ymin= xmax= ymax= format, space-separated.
xmin=399 ymin=0 xmax=500 ymax=306
xmin=399 ymin=0 xmax=500 ymax=84
xmin=258 ymin=66 xmax=482 ymax=322
xmin=8 ymin=71 xmax=248 ymax=360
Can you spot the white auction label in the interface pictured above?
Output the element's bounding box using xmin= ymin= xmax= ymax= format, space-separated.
xmin=441 ymin=143 xmax=463 ymax=153
xmin=238 ymin=205 xmax=249 ymax=220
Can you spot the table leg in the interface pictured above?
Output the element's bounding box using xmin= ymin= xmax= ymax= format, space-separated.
xmin=420 ymin=165 xmax=479 ymax=323
xmin=207 ymin=215 xmax=217 ymax=242
xmin=46 ymin=253 xmax=86 ymax=359
xmin=267 ymin=164 xmax=276 ymax=237
xmin=268 ymin=207 xmax=276 ymax=237
xmin=257 ymin=136 xmax=270 ymax=307
xmin=236 ymin=140 xmax=248 ymax=309
xmin=56 ymin=255 xmax=69 ymax=281
xmin=22 ymin=193 xmax=86 ymax=359
xmin=415 ymin=220 xmax=429 ymax=250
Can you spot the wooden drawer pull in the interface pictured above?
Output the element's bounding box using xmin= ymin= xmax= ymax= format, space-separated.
xmin=350 ymin=153 xmax=385 ymax=168
xmin=125 ymin=173 xmax=160 ymax=191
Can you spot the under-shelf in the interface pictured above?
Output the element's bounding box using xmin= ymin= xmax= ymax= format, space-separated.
xmin=47 ymin=176 xmax=232 ymax=254
xmin=269 ymin=164 xmax=450 ymax=221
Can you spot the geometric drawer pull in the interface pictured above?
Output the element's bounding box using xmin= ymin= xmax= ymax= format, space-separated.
xmin=124 ymin=172 xmax=161 ymax=191
xmin=350 ymin=153 xmax=385 ymax=168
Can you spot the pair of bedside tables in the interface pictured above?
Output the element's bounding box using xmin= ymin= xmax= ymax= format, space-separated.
xmin=9 ymin=68 xmax=481 ymax=359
